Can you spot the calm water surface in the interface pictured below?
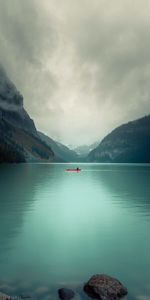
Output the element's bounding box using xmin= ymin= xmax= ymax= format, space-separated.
xmin=0 ymin=163 xmax=150 ymax=300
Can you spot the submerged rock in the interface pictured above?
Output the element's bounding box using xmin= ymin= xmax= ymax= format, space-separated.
xmin=58 ymin=288 xmax=75 ymax=300
xmin=84 ymin=274 xmax=128 ymax=300
xmin=0 ymin=292 xmax=19 ymax=300
xmin=0 ymin=291 xmax=29 ymax=300
xmin=0 ymin=292 xmax=11 ymax=300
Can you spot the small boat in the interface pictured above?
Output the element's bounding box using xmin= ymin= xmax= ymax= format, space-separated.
xmin=66 ymin=168 xmax=81 ymax=172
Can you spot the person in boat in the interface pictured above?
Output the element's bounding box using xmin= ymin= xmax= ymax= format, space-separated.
xmin=76 ymin=167 xmax=79 ymax=171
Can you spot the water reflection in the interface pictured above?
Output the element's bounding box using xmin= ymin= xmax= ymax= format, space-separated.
xmin=0 ymin=164 xmax=150 ymax=300
xmin=89 ymin=164 xmax=150 ymax=214
xmin=0 ymin=164 xmax=55 ymax=260
xmin=85 ymin=164 xmax=150 ymax=299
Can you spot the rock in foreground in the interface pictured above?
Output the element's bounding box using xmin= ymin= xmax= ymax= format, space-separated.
xmin=58 ymin=288 xmax=75 ymax=300
xmin=84 ymin=274 xmax=128 ymax=300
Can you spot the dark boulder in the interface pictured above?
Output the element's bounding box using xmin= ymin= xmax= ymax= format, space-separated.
xmin=84 ymin=274 xmax=128 ymax=300
xmin=58 ymin=288 xmax=75 ymax=300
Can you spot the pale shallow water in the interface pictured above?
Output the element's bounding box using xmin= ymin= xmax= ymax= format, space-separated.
xmin=0 ymin=163 xmax=150 ymax=300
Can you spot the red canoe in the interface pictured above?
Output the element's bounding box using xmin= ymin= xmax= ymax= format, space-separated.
xmin=66 ymin=168 xmax=81 ymax=172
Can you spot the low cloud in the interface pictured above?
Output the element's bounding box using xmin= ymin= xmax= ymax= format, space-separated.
xmin=0 ymin=0 xmax=150 ymax=145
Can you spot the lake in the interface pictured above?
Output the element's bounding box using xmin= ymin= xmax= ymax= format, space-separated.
xmin=0 ymin=163 xmax=150 ymax=300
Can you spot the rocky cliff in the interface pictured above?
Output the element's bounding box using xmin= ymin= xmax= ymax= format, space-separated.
xmin=0 ymin=66 xmax=55 ymax=163
xmin=0 ymin=66 xmax=37 ymax=135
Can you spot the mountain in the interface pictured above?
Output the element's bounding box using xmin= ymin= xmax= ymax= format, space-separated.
xmin=38 ymin=131 xmax=79 ymax=162
xmin=0 ymin=66 xmax=55 ymax=163
xmin=74 ymin=141 xmax=99 ymax=157
xmin=0 ymin=67 xmax=37 ymax=135
xmin=88 ymin=115 xmax=150 ymax=163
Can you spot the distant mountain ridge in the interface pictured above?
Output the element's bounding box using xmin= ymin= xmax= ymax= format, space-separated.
xmin=88 ymin=115 xmax=150 ymax=163
xmin=74 ymin=141 xmax=99 ymax=157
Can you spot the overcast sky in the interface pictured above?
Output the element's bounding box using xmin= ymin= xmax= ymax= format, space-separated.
xmin=0 ymin=0 xmax=150 ymax=146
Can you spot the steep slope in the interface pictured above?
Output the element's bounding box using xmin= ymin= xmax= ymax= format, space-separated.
xmin=0 ymin=67 xmax=37 ymax=135
xmin=88 ymin=115 xmax=150 ymax=163
xmin=38 ymin=131 xmax=79 ymax=162
xmin=0 ymin=66 xmax=55 ymax=163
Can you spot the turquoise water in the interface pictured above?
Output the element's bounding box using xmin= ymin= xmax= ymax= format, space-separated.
xmin=0 ymin=163 xmax=150 ymax=300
